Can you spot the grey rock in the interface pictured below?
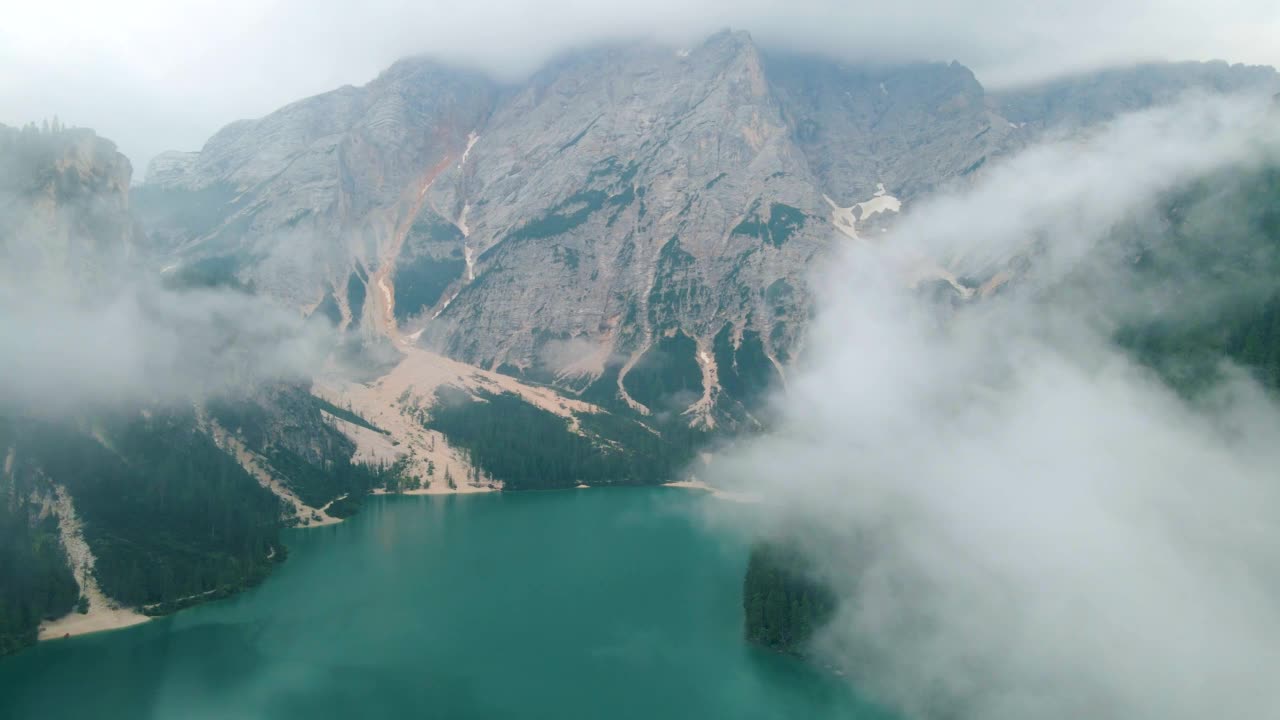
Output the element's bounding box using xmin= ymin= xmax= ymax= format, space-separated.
xmin=0 ymin=123 xmax=142 ymax=297
xmin=138 ymin=60 xmax=497 ymax=320
xmin=992 ymin=61 xmax=1280 ymax=130
xmin=136 ymin=34 xmax=1279 ymax=422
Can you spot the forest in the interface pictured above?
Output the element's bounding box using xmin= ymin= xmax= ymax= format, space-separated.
xmin=0 ymin=384 xmax=402 ymax=653
xmin=1113 ymin=167 xmax=1280 ymax=394
xmin=20 ymin=410 xmax=285 ymax=609
xmin=425 ymin=386 xmax=699 ymax=490
xmin=208 ymin=385 xmax=397 ymax=513
xmin=0 ymin=415 xmax=80 ymax=655
xmin=742 ymin=542 xmax=838 ymax=654
xmin=0 ymin=406 xmax=286 ymax=651
xmin=740 ymin=166 xmax=1280 ymax=662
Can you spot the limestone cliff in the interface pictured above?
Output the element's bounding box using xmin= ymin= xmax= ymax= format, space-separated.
xmin=139 ymin=32 xmax=1278 ymax=423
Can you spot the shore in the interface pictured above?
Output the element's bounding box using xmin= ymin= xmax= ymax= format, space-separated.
xmin=38 ymin=604 xmax=149 ymax=641
xmin=37 ymin=481 xmax=710 ymax=644
xmin=662 ymin=479 xmax=760 ymax=503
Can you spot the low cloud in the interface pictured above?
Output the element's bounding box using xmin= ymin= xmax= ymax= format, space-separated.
xmin=0 ymin=280 xmax=331 ymax=415
xmin=3 ymin=0 xmax=1278 ymax=175
xmin=708 ymin=94 xmax=1280 ymax=719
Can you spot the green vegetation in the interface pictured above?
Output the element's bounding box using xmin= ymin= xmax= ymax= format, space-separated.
xmin=392 ymin=255 xmax=466 ymax=322
xmin=558 ymin=118 xmax=599 ymax=152
xmin=408 ymin=214 xmax=465 ymax=244
xmin=312 ymin=396 xmax=388 ymax=435
xmin=309 ymin=289 xmax=342 ymax=326
xmin=487 ymin=160 xmax=638 ymax=258
xmin=622 ymin=331 xmax=704 ymax=414
xmin=553 ymin=245 xmax=581 ymax=270
xmin=960 ymin=156 xmax=987 ymax=176
xmin=129 ymin=182 xmax=242 ymax=241
xmin=0 ymin=451 xmax=80 ymax=654
xmin=770 ymin=322 xmax=792 ymax=364
xmin=346 ymin=270 xmax=366 ymax=328
xmin=424 ymin=387 xmax=695 ymax=490
xmin=9 ymin=410 xmax=284 ymax=611
xmin=579 ymin=359 xmax=627 ymax=409
xmin=163 ymin=254 xmax=251 ymax=292
xmin=743 ymin=543 xmax=837 ymax=654
xmin=506 ymin=189 xmax=609 ymax=243
xmin=732 ymin=202 xmax=809 ymax=247
xmin=208 ymin=386 xmax=394 ymax=511
xmin=648 ymin=236 xmax=708 ymax=331
xmin=714 ymin=323 xmax=781 ymax=411
xmin=1110 ymin=168 xmax=1280 ymax=394
xmin=765 ymin=278 xmax=796 ymax=318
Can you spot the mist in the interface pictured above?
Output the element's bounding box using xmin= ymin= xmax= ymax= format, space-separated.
xmin=707 ymin=94 xmax=1280 ymax=719
xmin=4 ymin=0 xmax=1278 ymax=176
xmin=0 ymin=142 xmax=328 ymax=415
xmin=0 ymin=279 xmax=331 ymax=415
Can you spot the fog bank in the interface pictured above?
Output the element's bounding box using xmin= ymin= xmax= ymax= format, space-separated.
xmin=709 ymin=94 xmax=1280 ymax=719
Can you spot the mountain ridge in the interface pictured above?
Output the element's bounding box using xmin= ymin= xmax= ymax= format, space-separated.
xmin=137 ymin=32 xmax=1279 ymax=424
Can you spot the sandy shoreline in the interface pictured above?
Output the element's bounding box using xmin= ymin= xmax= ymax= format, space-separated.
xmin=35 ymin=481 xmax=724 ymax=644
xmin=662 ymin=479 xmax=759 ymax=503
xmin=38 ymin=606 xmax=150 ymax=641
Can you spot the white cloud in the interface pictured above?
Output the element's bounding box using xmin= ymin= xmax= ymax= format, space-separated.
xmin=2 ymin=0 xmax=1278 ymax=177
xmin=706 ymin=95 xmax=1280 ymax=719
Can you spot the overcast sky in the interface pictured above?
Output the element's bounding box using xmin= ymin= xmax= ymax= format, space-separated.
xmin=4 ymin=0 xmax=1278 ymax=178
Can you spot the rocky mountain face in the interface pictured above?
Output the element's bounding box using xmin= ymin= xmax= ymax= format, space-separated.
xmin=0 ymin=123 xmax=143 ymax=297
xmin=139 ymin=31 xmax=1279 ymax=424
xmin=991 ymin=60 xmax=1280 ymax=131
xmin=1 ymin=107 xmax=730 ymax=655
xmin=135 ymin=60 xmax=498 ymax=319
xmin=0 ymin=127 xmax=406 ymax=652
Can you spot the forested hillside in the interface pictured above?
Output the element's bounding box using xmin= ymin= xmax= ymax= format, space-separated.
xmin=425 ymin=386 xmax=702 ymax=490
xmin=742 ymin=543 xmax=837 ymax=654
xmin=1113 ymin=168 xmax=1280 ymax=393
xmin=743 ymin=164 xmax=1280 ymax=659
xmin=0 ymin=415 xmax=80 ymax=654
xmin=208 ymin=385 xmax=399 ymax=516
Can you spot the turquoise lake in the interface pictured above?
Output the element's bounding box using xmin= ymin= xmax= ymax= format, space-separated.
xmin=0 ymin=488 xmax=887 ymax=719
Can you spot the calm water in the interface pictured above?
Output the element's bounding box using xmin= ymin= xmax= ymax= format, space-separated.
xmin=0 ymin=488 xmax=885 ymax=719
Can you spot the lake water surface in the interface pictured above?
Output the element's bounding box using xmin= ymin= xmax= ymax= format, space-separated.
xmin=0 ymin=488 xmax=887 ymax=719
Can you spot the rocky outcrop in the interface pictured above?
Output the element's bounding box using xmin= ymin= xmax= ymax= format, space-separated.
xmin=137 ymin=33 xmax=1279 ymax=423
xmin=143 ymin=150 xmax=199 ymax=187
xmin=0 ymin=123 xmax=142 ymax=296
xmin=136 ymin=60 xmax=499 ymax=324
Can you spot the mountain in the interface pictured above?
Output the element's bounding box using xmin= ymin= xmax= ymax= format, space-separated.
xmin=137 ymin=32 xmax=1277 ymax=426
xmin=0 ymin=122 xmax=143 ymax=296
xmin=991 ymin=60 xmax=1280 ymax=130
xmin=6 ymin=31 xmax=1277 ymax=658
xmin=0 ymin=126 xmax=417 ymax=651
xmin=1 ymin=122 xmax=709 ymax=655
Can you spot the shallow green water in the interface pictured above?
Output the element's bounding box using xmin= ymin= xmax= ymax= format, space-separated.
xmin=0 ymin=488 xmax=885 ymax=719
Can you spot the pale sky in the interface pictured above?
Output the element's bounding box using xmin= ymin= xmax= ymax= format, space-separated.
xmin=3 ymin=0 xmax=1277 ymax=178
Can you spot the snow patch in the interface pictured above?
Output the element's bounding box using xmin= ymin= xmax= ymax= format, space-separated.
xmin=457 ymin=202 xmax=472 ymax=238
xmin=459 ymin=131 xmax=479 ymax=168
xmin=824 ymin=182 xmax=902 ymax=240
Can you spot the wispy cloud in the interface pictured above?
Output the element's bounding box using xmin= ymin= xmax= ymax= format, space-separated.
xmin=708 ymin=94 xmax=1280 ymax=719
xmin=3 ymin=0 xmax=1278 ymax=175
